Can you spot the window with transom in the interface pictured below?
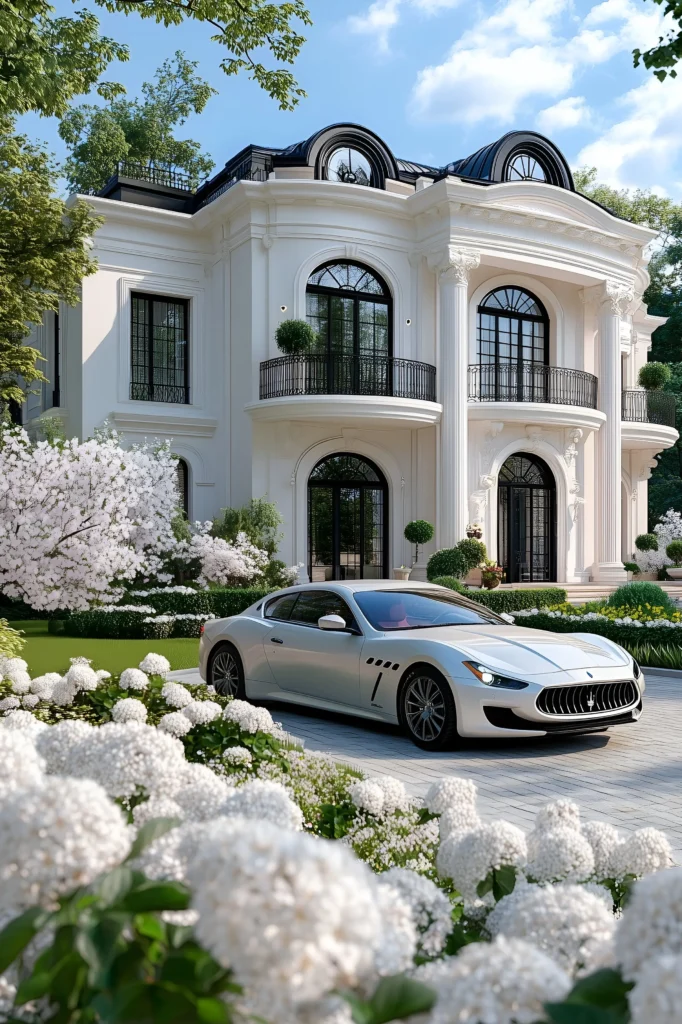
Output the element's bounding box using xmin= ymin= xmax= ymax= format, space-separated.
xmin=506 ymin=153 xmax=548 ymax=182
xmin=306 ymin=261 xmax=391 ymax=363
xmin=476 ymin=286 xmax=548 ymax=401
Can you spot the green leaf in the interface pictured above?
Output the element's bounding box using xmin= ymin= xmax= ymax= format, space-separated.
xmin=0 ymin=907 xmax=51 ymax=973
xmin=120 ymin=881 xmax=191 ymax=913
xmin=196 ymin=997 xmax=231 ymax=1024
xmin=545 ymin=1005 xmax=626 ymax=1024
xmin=125 ymin=818 xmax=182 ymax=862
xmin=492 ymin=864 xmax=517 ymax=901
xmin=98 ymin=866 xmax=134 ymax=906
xmin=369 ymin=975 xmax=437 ymax=1024
xmin=562 ymin=969 xmax=633 ymax=1014
xmin=476 ymin=872 xmax=494 ymax=898
xmin=134 ymin=913 xmax=168 ymax=943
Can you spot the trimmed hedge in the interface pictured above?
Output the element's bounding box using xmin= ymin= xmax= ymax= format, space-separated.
xmin=507 ymin=611 xmax=682 ymax=648
xmin=431 ymin=578 xmax=567 ymax=613
xmin=62 ymin=588 xmax=274 ymax=640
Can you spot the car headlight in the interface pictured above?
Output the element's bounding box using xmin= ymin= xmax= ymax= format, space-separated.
xmin=632 ymin=658 xmax=641 ymax=680
xmin=463 ymin=661 xmax=529 ymax=690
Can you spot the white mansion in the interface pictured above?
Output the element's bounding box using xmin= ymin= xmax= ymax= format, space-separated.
xmin=24 ymin=124 xmax=678 ymax=584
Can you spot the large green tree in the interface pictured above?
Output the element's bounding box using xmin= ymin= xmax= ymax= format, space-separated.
xmin=634 ymin=0 xmax=682 ymax=80
xmin=575 ymin=168 xmax=682 ymax=523
xmin=60 ymin=52 xmax=217 ymax=194
xmin=0 ymin=0 xmax=310 ymax=412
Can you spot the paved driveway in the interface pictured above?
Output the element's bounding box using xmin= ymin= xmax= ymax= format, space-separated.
xmin=171 ymin=667 xmax=682 ymax=851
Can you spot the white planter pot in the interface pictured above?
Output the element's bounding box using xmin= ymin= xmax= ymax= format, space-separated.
xmin=667 ymin=567 xmax=682 ymax=580
xmin=409 ymin=562 xmax=428 ymax=582
xmin=392 ymin=567 xmax=411 ymax=581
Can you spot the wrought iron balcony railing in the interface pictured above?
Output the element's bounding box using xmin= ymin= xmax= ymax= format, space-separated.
xmin=622 ymin=389 xmax=677 ymax=428
xmin=259 ymin=354 xmax=437 ymax=402
xmin=130 ymin=382 xmax=190 ymax=405
xmin=116 ymin=161 xmax=193 ymax=191
xmin=468 ymin=362 xmax=598 ymax=409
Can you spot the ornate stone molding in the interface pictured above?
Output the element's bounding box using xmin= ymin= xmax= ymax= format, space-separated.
xmin=603 ymin=280 xmax=635 ymax=317
xmin=427 ymin=246 xmax=480 ymax=283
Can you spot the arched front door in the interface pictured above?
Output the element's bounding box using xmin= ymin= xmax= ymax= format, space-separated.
xmin=308 ymin=453 xmax=388 ymax=581
xmin=498 ymin=453 xmax=556 ymax=583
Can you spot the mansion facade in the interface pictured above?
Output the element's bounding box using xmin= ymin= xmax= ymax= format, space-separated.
xmin=24 ymin=124 xmax=679 ymax=583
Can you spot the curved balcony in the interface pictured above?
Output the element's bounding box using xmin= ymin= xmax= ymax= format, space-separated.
xmin=468 ymin=362 xmax=598 ymax=408
xmin=259 ymin=353 xmax=437 ymax=402
xmin=622 ymin=389 xmax=677 ymax=428
xmin=621 ymin=389 xmax=678 ymax=451
xmin=252 ymin=353 xmax=440 ymax=428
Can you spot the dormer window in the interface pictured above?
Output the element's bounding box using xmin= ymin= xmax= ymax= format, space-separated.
xmin=326 ymin=147 xmax=372 ymax=186
xmin=506 ymin=153 xmax=548 ymax=182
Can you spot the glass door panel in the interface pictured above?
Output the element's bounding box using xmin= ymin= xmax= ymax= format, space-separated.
xmin=309 ymin=486 xmax=334 ymax=582
xmin=339 ymin=487 xmax=361 ymax=580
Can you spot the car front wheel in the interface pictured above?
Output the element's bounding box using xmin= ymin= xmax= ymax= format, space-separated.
xmin=208 ymin=642 xmax=245 ymax=698
xmin=400 ymin=666 xmax=459 ymax=751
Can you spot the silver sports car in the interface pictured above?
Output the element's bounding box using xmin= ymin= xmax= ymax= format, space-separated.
xmin=198 ymin=580 xmax=644 ymax=750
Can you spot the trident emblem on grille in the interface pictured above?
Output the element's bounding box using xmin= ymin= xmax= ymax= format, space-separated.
xmin=587 ymin=692 xmax=595 ymax=710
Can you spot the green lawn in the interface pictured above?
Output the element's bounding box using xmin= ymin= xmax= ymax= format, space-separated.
xmin=11 ymin=621 xmax=200 ymax=676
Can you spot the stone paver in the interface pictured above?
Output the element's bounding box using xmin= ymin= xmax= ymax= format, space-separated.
xmin=171 ymin=667 xmax=682 ymax=851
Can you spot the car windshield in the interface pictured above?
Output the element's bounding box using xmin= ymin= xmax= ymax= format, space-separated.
xmin=354 ymin=589 xmax=504 ymax=630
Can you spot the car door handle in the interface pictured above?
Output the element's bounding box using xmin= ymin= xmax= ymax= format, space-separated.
xmin=270 ymin=637 xmax=284 ymax=644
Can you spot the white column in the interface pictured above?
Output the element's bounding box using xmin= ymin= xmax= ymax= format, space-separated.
xmin=594 ymin=280 xmax=633 ymax=582
xmin=437 ymin=247 xmax=480 ymax=548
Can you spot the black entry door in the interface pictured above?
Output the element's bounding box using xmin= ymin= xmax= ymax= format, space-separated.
xmin=308 ymin=454 xmax=388 ymax=581
xmin=498 ymin=453 xmax=556 ymax=583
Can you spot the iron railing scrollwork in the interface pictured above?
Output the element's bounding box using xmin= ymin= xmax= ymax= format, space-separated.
xmin=130 ymin=382 xmax=190 ymax=405
xmin=468 ymin=362 xmax=598 ymax=409
xmin=259 ymin=354 xmax=437 ymax=402
xmin=621 ymin=389 xmax=677 ymax=428
xmin=116 ymin=162 xmax=193 ymax=191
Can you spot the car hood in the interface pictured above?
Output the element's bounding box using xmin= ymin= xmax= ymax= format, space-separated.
xmin=387 ymin=625 xmax=630 ymax=676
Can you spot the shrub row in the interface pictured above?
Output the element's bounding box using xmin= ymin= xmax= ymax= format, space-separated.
xmin=60 ymin=588 xmax=272 ymax=639
xmin=124 ymin=586 xmax=272 ymax=617
xmin=431 ymin=577 xmax=567 ymax=613
xmin=508 ymin=611 xmax=682 ymax=648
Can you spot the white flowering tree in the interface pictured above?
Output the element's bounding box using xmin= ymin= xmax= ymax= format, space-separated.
xmin=635 ymin=509 xmax=682 ymax=572
xmin=0 ymin=427 xmax=179 ymax=611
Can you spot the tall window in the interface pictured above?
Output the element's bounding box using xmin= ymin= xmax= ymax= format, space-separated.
xmin=131 ymin=293 xmax=189 ymax=404
xmin=476 ymin=287 xmax=548 ymax=401
xmin=308 ymin=453 xmax=388 ymax=582
xmin=305 ymin=261 xmax=391 ymax=393
xmin=176 ymin=458 xmax=189 ymax=517
xmin=498 ymin=453 xmax=556 ymax=583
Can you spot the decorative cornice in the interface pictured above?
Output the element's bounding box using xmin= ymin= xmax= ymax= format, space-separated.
xmin=603 ymin=280 xmax=635 ymax=316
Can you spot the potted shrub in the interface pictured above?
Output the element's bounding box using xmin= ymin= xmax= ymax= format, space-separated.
xmin=275 ymin=319 xmax=316 ymax=355
xmin=638 ymin=362 xmax=673 ymax=391
xmin=480 ymin=559 xmax=504 ymax=589
xmin=634 ymin=532 xmax=659 ymax=581
xmin=666 ymin=540 xmax=682 ymax=580
xmin=466 ymin=522 xmax=483 ymax=539
xmin=404 ymin=520 xmax=434 ymax=566
xmin=623 ymin=561 xmax=640 ymax=581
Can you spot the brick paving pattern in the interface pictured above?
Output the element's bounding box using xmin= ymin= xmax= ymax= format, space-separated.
xmin=171 ymin=667 xmax=682 ymax=851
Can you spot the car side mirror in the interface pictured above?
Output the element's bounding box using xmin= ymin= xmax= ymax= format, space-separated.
xmin=318 ymin=614 xmax=347 ymax=630
xmin=500 ymin=612 xmax=514 ymax=624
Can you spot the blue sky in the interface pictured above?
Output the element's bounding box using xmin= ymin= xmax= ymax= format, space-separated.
xmin=20 ymin=0 xmax=682 ymax=196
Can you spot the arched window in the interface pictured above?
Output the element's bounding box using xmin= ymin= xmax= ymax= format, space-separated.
xmin=308 ymin=453 xmax=388 ymax=581
xmin=305 ymin=261 xmax=392 ymax=393
xmin=476 ymin=286 xmax=548 ymax=401
xmin=326 ymin=146 xmax=373 ymax=185
xmin=505 ymin=152 xmax=548 ymax=182
xmin=176 ymin=458 xmax=189 ymax=517
xmin=498 ymin=453 xmax=556 ymax=583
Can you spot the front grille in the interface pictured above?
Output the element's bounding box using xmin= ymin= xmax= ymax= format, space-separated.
xmin=536 ymin=680 xmax=638 ymax=716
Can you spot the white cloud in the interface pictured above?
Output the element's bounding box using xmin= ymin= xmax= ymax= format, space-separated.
xmin=412 ymin=0 xmax=464 ymax=11
xmin=577 ymin=74 xmax=682 ymax=189
xmin=348 ymin=0 xmax=401 ymax=53
xmin=409 ymin=0 xmax=669 ymax=124
xmin=537 ymin=95 xmax=591 ymax=131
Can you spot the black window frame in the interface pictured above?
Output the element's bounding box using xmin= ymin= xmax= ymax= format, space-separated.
xmin=476 ymin=286 xmax=549 ymax=402
xmin=497 ymin=452 xmax=557 ymax=584
xmin=130 ymin=292 xmax=190 ymax=405
xmin=176 ymin=457 xmax=190 ymax=518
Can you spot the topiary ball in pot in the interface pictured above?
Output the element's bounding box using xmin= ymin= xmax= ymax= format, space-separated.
xmin=456 ymin=538 xmax=487 ymax=571
xmin=275 ymin=319 xmax=317 ymax=355
xmin=607 ymin=581 xmax=675 ymax=614
xmin=404 ymin=520 xmax=434 ymax=564
xmin=635 ymin=533 xmax=659 ymax=552
xmin=426 ymin=548 xmax=469 ymax=581
xmin=638 ymin=362 xmax=672 ymax=391
xmin=666 ymin=539 xmax=682 ymax=566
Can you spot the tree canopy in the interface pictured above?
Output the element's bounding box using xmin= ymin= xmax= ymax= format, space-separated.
xmin=60 ymin=52 xmax=217 ymax=194
xmin=633 ymin=0 xmax=682 ymax=80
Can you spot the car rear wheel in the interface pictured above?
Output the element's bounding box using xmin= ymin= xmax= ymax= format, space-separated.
xmin=208 ymin=642 xmax=245 ymax=698
xmin=400 ymin=666 xmax=459 ymax=751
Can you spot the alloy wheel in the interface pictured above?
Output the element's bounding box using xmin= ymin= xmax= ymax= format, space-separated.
xmin=404 ymin=675 xmax=446 ymax=742
xmin=211 ymin=649 xmax=240 ymax=696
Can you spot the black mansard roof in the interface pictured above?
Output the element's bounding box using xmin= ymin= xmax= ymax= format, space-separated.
xmin=97 ymin=124 xmax=575 ymax=212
